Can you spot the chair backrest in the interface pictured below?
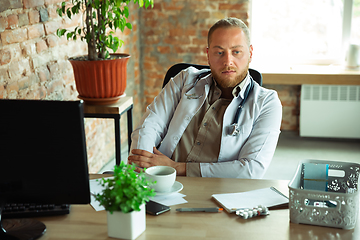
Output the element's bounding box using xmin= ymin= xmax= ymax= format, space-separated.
xmin=162 ymin=63 xmax=262 ymax=88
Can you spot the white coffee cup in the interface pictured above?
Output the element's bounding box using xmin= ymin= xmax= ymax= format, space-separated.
xmin=145 ymin=166 xmax=176 ymax=192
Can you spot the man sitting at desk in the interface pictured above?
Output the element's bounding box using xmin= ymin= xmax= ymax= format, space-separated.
xmin=128 ymin=17 xmax=282 ymax=178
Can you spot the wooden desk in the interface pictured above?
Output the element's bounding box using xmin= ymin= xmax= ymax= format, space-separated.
xmin=36 ymin=176 xmax=359 ymax=240
xmin=83 ymin=97 xmax=133 ymax=165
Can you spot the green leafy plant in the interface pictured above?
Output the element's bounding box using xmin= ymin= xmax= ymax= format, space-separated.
xmin=56 ymin=0 xmax=154 ymax=60
xmin=95 ymin=162 xmax=156 ymax=214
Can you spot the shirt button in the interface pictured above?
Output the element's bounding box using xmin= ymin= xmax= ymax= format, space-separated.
xmin=203 ymin=122 xmax=208 ymax=126
xmin=174 ymin=136 xmax=179 ymax=141
xmin=185 ymin=116 xmax=191 ymax=121
xmin=196 ymin=141 xmax=201 ymax=145
xmin=212 ymin=107 xmax=216 ymax=110
xmin=215 ymin=92 xmax=219 ymax=95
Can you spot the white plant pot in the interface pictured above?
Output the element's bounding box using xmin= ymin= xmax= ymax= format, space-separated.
xmin=106 ymin=204 xmax=146 ymax=239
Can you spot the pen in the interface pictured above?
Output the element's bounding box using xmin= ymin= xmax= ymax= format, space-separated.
xmin=176 ymin=207 xmax=223 ymax=212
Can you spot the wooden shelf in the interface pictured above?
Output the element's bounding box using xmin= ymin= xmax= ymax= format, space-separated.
xmin=258 ymin=65 xmax=360 ymax=85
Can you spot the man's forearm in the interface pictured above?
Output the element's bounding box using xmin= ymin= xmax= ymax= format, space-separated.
xmin=173 ymin=162 xmax=186 ymax=176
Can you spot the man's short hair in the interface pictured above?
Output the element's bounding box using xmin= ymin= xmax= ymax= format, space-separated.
xmin=208 ymin=17 xmax=251 ymax=48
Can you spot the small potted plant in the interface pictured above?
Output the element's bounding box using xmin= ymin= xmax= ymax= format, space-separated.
xmin=94 ymin=162 xmax=156 ymax=239
xmin=56 ymin=0 xmax=154 ymax=104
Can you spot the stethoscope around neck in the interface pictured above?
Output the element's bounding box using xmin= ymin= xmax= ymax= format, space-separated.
xmin=184 ymin=70 xmax=254 ymax=136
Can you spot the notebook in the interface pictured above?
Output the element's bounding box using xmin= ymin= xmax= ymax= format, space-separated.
xmin=212 ymin=187 xmax=289 ymax=213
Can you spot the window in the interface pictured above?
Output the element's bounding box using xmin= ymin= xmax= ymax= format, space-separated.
xmin=250 ymin=0 xmax=360 ymax=66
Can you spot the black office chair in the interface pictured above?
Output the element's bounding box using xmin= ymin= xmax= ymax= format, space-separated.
xmin=162 ymin=63 xmax=262 ymax=88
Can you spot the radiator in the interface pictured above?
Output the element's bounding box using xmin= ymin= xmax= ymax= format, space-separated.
xmin=300 ymin=84 xmax=360 ymax=139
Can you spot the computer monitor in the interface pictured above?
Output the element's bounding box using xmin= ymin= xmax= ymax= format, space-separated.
xmin=0 ymin=99 xmax=90 ymax=240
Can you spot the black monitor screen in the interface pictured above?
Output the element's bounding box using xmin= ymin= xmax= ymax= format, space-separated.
xmin=0 ymin=99 xmax=90 ymax=205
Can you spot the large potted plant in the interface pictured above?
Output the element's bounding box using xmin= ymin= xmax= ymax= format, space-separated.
xmin=94 ymin=162 xmax=156 ymax=239
xmin=57 ymin=0 xmax=154 ymax=105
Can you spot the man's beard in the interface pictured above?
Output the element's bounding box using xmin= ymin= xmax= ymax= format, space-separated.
xmin=211 ymin=62 xmax=250 ymax=89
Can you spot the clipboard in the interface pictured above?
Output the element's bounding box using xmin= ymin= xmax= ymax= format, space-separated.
xmin=212 ymin=187 xmax=289 ymax=213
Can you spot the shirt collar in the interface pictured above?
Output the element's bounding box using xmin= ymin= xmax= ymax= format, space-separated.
xmin=232 ymin=72 xmax=250 ymax=98
xmin=210 ymin=71 xmax=251 ymax=98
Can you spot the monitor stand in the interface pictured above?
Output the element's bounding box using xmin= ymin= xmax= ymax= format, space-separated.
xmin=0 ymin=201 xmax=46 ymax=240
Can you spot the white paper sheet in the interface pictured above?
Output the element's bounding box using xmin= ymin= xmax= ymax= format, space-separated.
xmin=151 ymin=193 xmax=188 ymax=206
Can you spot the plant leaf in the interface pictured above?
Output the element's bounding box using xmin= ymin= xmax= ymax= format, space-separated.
xmin=94 ymin=162 xmax=156 ymax=213
xmin=104 ymin=51 xmax=109 ymax=59
xmin=126 ymin=22 xmax=132 ymax=30
xmin=124 ymin=6 xmax=129 ymax=18
xmin=66 ymin=8 xmax=72 ymax=19
xmin=59 ymin=2 xmax=66 ymax=15
xmin=56 ymin=29 xmax=67 ymax=37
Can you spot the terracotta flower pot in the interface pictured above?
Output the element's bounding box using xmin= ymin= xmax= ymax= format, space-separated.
xmin=69 ymin=53 xmax=130 ymax=105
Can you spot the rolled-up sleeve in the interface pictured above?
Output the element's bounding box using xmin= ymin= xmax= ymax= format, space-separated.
xmin=186 ymin=163 xmax=202 ymax=177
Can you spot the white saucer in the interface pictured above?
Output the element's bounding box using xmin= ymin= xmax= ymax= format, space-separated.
xmin=155 ymin=181 xmax=183 ymax=196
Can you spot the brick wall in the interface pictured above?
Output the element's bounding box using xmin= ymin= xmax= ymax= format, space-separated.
xmin=0 ymin=0 xmax=140 ymax=173
xmin=264 ymin=84 xmax=300 ymax=131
